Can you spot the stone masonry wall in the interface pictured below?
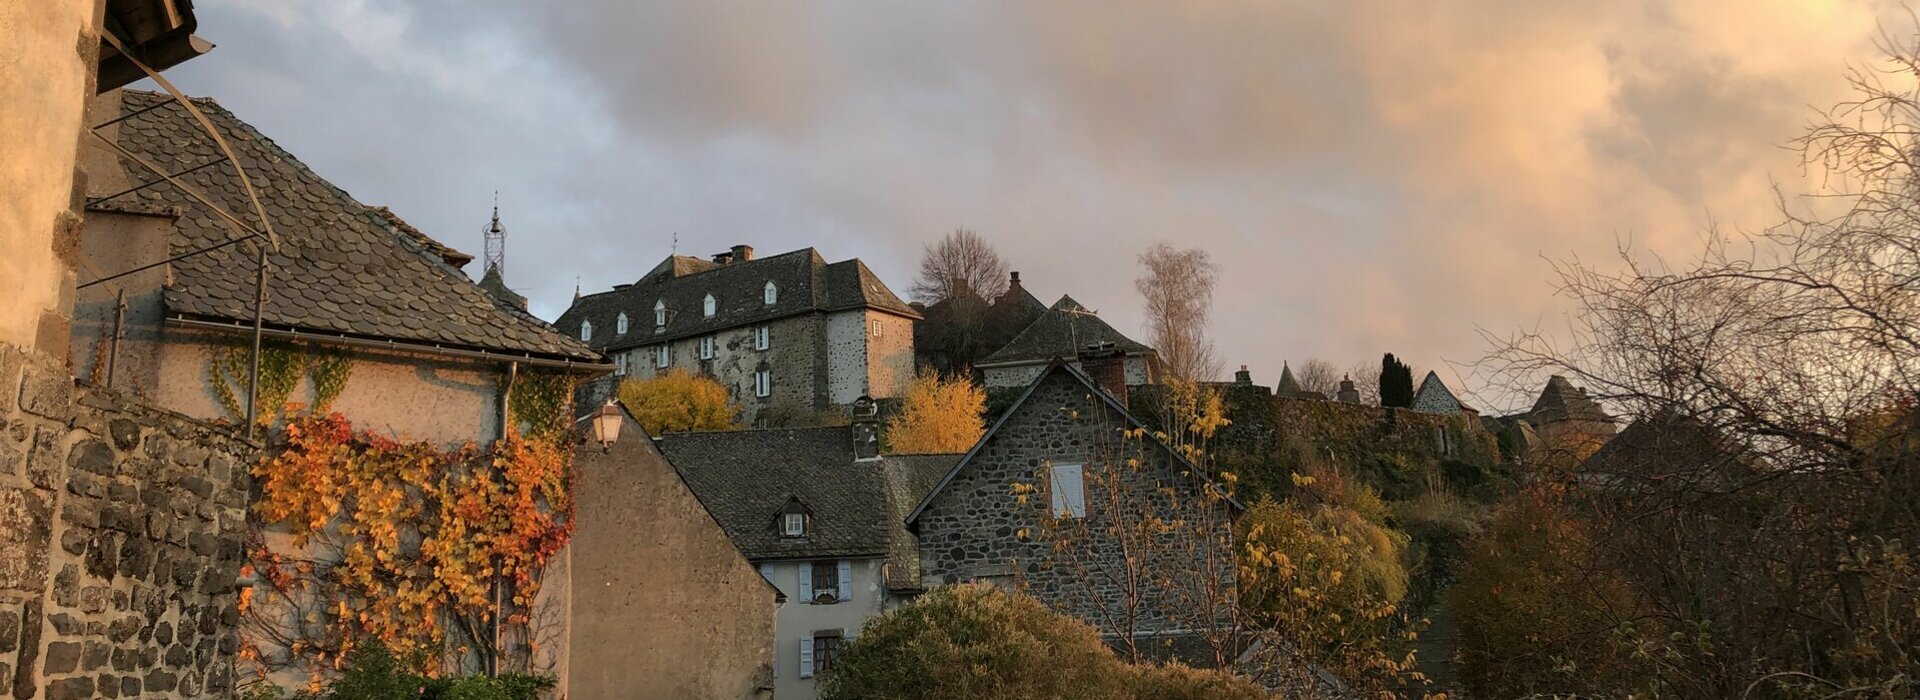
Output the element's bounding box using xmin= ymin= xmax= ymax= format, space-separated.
xmin=915 ymin=369 xmax=1232 ymax=637
xmin=0 ymin=345 xmax=253 ymax=699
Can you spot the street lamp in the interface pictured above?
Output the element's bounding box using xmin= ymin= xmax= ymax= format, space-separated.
xmin=592 ymin=399 xmax=623 ymax=451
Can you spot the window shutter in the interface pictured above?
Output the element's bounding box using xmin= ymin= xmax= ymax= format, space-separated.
xmin=837 ymin=560 xmax=853 ymax=601
xmin=759 ymin=563 xmax=775 ymax=590
xmin=799 ymin=634 xmax=815 ymax=678
xmin=1052 ymin=464 xmax=1085 ymax=517
xmin=799 ymin=564 xmax=812 ymax=601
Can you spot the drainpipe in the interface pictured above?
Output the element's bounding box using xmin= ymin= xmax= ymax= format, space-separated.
xmin=500 ymin=361 xmax=518 ymax=440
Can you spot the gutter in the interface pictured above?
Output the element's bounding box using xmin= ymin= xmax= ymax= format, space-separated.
xmin=168 ymin=315 xmax=614 ymax=373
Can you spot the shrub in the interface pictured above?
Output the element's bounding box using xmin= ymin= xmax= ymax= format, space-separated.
xmin=616 ymin=369 xmax=740 ymax=435
xmin=1128 ymin=662 xmax=1268 ymax=700
xmin=243 ymin=643 xmax=554 ymax=700
xmin=820 ymin=583 xmax=1129 ymax=700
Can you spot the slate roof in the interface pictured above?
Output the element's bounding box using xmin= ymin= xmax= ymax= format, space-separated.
xmin=557 ymin=248 xmax=919 ymax=351
xmin=109 ymin=91 xmax=598 ymax=362
xmin=1578 ymin=413 xmax=1753 ymax=492
xmin=658 ymin=426 xmax=894 ymax=560
xmin=881 ymin=454 xmax=963 ymax=591
xmin=977 ymin=295 xmax=1153 ymax=366
xmin=1409 ymin=371 xmax=1473 ymax=414
xmin=1527 ymin=375 xmax=1613 ymax=425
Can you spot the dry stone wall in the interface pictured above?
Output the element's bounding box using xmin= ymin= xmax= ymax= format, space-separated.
xmin=0 ymin=346 xmax=253 ymax=699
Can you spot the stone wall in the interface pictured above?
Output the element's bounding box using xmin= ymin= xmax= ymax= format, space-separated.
xmin=914 ymin=368 xmax=1232 ymax=638
xmin=0 ymin=345 xmax=253 ymax=699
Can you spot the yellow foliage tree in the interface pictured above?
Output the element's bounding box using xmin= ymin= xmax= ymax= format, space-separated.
xmin=883 ymin=372 xmax=986 ymax=453
xmin=616 ymin=369 xmax=741 ymax=436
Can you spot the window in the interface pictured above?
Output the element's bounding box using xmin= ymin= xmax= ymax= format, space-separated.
xmin=653 ymin=300 xmax=666 ymax=327
xmin=782 ymin=512 xmax=805 ymax=537
xmin=1435 ymin=425 xmax=1454 ymax=457
xmin=579 ymin=320 xmax=592 ymax=342
xmin=764 ymin=281 xmax=778 ymax=304
xmin=614 ymin=353 xmax=629 ymax=376
xmin=871 ymin=320 xmax=883 ymax=338
xmin=812 ymin=631 xmax=844 ymax=673
xmin=699 ymin=336 xmax=715 ymax=360
xmin=615 ymin=313 xmax=628 ymax=335
xmin=703 ymin=293 xmax=717 ymax=318
xmin=1050 ymin=463 xmax=1085 ymax=518
xmin=754 ymin=370 xmax=771 ymax=398
xmin=655 ymin=343 xmax=670 ymax=368
xmin=800 ymin=629 xmax=845 ymax=678
xmin=810 ymin=561 xmax=840 ymax=603
xmin=755 ymin=325 xmax=770 ymax=351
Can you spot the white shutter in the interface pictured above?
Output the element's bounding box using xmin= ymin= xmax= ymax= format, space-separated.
xmin=799 ymin=563 xmax=812 ymax=601
xmin=799 ymin=634 xmax=814 ymax=678
xmin=837 ymin=560 xmax=853 ymax=601
xmin=1052 ymin=464 xmax=1085 ymax=518
xmin=759 ymin=563 xmax=775 ymax=590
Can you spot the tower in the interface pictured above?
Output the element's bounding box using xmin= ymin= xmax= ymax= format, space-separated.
xmin=483 ymin=192 xmax=506 ymax=276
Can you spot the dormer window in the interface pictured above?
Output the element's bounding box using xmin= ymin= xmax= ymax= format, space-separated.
xmin=615 ymin=313 xmax=628 ymax=335
xmin=579 ymin=320 xmax=592 ymax=342
xmin=764 ymin=281 xmax=778 ymax=305
xmin=783 ymin=512 xmax=806 ymax=537
xmin=654 ymin=300 xmax=666 ymax=327
xmin=703 ymin=294 xmax=717 ymax=318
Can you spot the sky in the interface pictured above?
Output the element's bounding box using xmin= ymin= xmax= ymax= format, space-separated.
xmin=159 ymin=0 xmax=1905 ymax=411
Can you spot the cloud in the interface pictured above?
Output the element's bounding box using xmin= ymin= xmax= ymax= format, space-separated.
xmin=169 ymin=0 xmax=1902 ymax=409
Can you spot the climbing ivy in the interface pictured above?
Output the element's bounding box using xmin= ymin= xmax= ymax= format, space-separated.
xmin=208 ymin=342 xmax=356 ymax=424
xmin=506 ymin=369 xmax=576 ymax=447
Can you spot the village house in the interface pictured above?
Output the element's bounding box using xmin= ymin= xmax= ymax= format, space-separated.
xmin=906 ymin=350 xmax=1240 ymax=661
xmin=73 ymin=89 xmax=609 ymax=445
xmin=558 ymin=247 xmax=920 ymax=426
xmin=910 ymin=270 xmax=1049 ymax=376
xmin=567 ymin=406 xmax=781 ymax=699
xmin=976 ymin=295 xmax=1156 ymax=391
xmin=1485 ymin=375 xmax=1619 ymax=466
xmin=655 ymin=401 xmax=957 ymax=699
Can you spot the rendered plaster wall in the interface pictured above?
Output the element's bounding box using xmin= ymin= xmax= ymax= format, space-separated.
xmin=755 ymin=558 xmax=885 ymax=700
xmin=861 ymin=312 xmax=915 ymax=400
xmin=0 ymin=0 xmax=97 ymax=352
xmin=823 ymin=312 xmax=869 ymax=405
xmin=567 ymin=421 xmax=776 ymax=699
xmin=141 ymin=330 xmax=505 ymax=446
xmin=0 ymin=344 xmax=254 ymax=699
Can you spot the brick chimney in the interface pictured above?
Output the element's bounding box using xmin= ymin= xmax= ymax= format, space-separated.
xmin=731 ymin=244 xmax=754 ymax=262
xmin=1079 ymin=341 xmax=1128 ymax=404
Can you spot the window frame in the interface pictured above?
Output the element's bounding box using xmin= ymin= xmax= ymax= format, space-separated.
xmin=764 ymin=281 xmax=778 ymax=305
xmin=699 ymin=335 xmax=715 ymax=360
xmin=579 ymin=320 xmax=592 ymax=342
xmin=782 ymin=512 xmax=805 ymax=537
xmin=654 ymin=300 xmax=667 ymax=327
xmin=754 ymin=370 xmax=771 ymax=398
xmin=655 ymin=343 xmax=670 ymax=368
xmin=615 ymin=312 xmax=628 ymax=335
xmin=614 ymin=352 xmax=629 ymax=376
xmin=703 ymin=293 xmax=717 ymax=318
xmin=811 ymin=630 xmax=844 ymax=674
xmin=755 ymin=325 xmax=770 ymax=351
xmin=1050 ymin=462 xmax=1086 ymax=518
xmin=810 ymin=561 xmax=839 ymax=603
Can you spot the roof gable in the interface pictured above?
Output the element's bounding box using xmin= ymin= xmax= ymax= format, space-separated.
xmin=979 ymin=295 xmax=1152 ymax=366
xmin=906 ymin=359 xmax=1242 ymax=524
xmin=111 ymin=91 xmax=597 ymax=362
xmin=1409 ymin=371 xmax=1470 ymax=414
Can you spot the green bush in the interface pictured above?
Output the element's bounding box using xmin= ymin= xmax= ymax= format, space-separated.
xmin=242 ymin=643 xmax=554 ymax=700
xmin=1128 ymin=662 xmax=1268 ymax=700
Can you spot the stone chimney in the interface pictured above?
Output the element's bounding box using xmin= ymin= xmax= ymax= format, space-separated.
xmin=731 ymin=244 xmax=754 ymax=262
xmin=711 ymin=251 xmax=733 ymax=265
xmin=1234 ymin=365 xmax=1252 ymax=385
xmin=1337 ymin=374 xmax=1362 ymax=404
xmin=1007 ymin=271 xmax=1024 ymax=298
xmin=1079 ymin=342 xmax=1128 ymax=404
xmin=850 ymin=395 xmax=880 ymax=461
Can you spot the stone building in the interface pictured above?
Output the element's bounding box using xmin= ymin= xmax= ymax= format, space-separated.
xmin=1409 ymin=371 xmax=1475 ymax=416
xmin=558 ymin=247 xmax=920 ymax=426
xmin=1486 ymin=375 xmax=1618 ymax=467
xmin=910 ymin=271 xmax=1048 ymax=376
xmin=975 ymin=295 xmax=1156 ymax=391
xmin=567 ymin=407 xmax=780 ymax=700
xmin=906 ymin=356 xmax=1239 ymax=658
xmin=656 ymin=408 xmax=956 ymax=699
xmin=1 ymin=2 xmax=263 ymax=698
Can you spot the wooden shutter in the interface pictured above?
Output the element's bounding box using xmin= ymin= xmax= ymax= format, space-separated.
xmin=799 ymin=564 xmax=812 ymax=601
xmin=837 ymin=560 xmax=853 ymax=601
xmin=758 ymin=563 xmax=775 ymax=589
xmin=799 ymin=634 xmax=815 ymax=678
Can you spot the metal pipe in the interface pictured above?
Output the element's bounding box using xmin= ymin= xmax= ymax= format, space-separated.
xmin=245 ymin=246 xmax=266 ymax=437
xmin=167 ymin=316 xmax=615 ymax=372
xmin=107 ymin=290 xmax=126 ymax=387
xmin=90 ymin=98 xmax=175 ymax=130
xmin=78 ymin=229 xmax=260 ymax=290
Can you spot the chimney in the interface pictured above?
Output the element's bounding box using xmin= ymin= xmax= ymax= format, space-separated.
xmin=711 ymin=251 xmax=733 ymax=264
xmin=731 ymin=244 xmax=754 ymax=263
xmin=1337 ymin=374 xmax=1362 ymax=404
xmin=1234 ymin=365 xmax=1252 ymax=385
xmin=1079 ymin=341 xmax=1128 ymax=404
xmin=850 ymin=395 xmax=880 ymax=460
xmin=1008 ymin=271 xmax=1023 ymax=295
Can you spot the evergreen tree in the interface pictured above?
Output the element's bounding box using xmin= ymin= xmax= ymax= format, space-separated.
xmin=1379 ymin=353 xmax=1414 ymax=407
